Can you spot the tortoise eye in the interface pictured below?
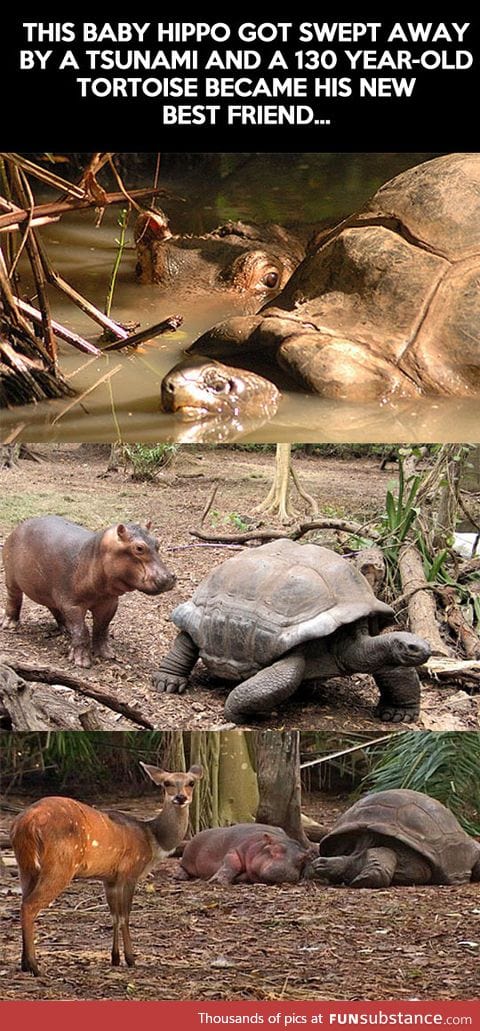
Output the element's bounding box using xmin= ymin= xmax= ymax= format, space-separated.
xmin=205 ymin=371 xmax=232 ymax=394
xmin=262 ymin=271 xmax=279 ymax=289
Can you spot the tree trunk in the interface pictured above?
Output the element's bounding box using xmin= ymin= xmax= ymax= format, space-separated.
xmin=188 ymin=730 xmax=258 ymax=833
xmin=255 ymin=444 xmax=318 ymax=523
xmin=255 ymin=731 xmax=309 ymax=845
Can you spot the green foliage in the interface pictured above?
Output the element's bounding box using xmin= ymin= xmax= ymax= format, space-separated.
xmin=362 ymin=732 xmax=480 ymax=834
xmin=209 ymin=509 xmax=251 ymax=532
xmin=104 ymin=208 xmax=129 ymax=319
xmin=0 ymin=732 xmax=168 ymax=791
xmin=125 ymin=443 xmax=177 ymax=480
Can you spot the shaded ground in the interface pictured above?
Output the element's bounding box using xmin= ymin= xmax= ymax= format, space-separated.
xmin=1 ymin=446 xmax=478 ymax=732
xmin=0 ymin=797 xmax=478 ymax=1002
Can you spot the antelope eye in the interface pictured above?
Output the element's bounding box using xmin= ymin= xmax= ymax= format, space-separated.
xmin=187 ymin=780 xmax=195 ymax=787
xmin=262 ymin=271 xmax=280 ymax=289
xmin=164 ymin=780 xmax=173 ymax=788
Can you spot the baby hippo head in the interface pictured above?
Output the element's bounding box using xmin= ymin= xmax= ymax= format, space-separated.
xmin=101 ymin=522 xmax=176 ymax=596
xmin=252 ymin=835 xmax=316 ymax=885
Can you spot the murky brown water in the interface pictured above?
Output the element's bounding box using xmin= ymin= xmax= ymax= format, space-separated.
xmin=4 ymin=152 xmax=478 ymax=444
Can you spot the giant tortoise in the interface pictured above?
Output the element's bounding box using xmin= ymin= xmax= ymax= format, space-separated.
xmin=152 ymin=539 xmax=430 ymax=723
xmin=186 ymin=154 xmax=480 ymax=401
xmin=309 ymin=789 xmax=480 ymax=887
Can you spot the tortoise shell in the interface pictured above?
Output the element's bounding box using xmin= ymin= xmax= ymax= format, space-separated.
xmin=319 ymin=788 xmax=480 ymax=884
xmin=172 ymin=539 xmax=393 ymax=680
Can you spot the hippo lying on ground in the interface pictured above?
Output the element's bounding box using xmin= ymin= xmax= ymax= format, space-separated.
xmin=1 ymin=516 xmax=175 ymax=667
xmin=188 ymin=154 xmax=480 ymax=401
xmin=135 ymin=215 xmax=306 ymax=312
xmin=178 ymin=823 xmax=317 ymax=884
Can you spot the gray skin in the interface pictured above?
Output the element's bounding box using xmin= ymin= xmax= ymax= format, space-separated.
xmin=178 ymin=824 xmax=318 ymax=885
xmin=188 ymin=154 xmax=480 ymax=401
xmin=152 ymin=540 xmax=430 ymax=724
xmin=308 ymin=789 xmax=480 ymax=888
xmin=160 ymin=358 xmax=281 ymax=443
xmin=134 ymin=216 xmax=305 ymax=312
xmin=2 ymin=515 xmax=175 ymax=668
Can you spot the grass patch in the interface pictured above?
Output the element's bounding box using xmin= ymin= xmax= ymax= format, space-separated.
xmin=0 ymin=492 xmax=141 ymax=531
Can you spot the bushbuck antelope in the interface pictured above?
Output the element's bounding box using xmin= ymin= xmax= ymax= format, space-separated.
xmin=10 ymin=762 xmax=203 ymax=975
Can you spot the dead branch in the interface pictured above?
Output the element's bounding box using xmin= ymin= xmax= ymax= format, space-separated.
xmin=189 ymin=518 xmax=380 ymax=545
xmin=15 ymin=298 xmax=101 ymax=356
xmin=0 ymin=658 xmax=155 ymax=728
xmin=104 ymin=314 xmax=183 ymax=351
xmin=0 ymin=188 xmax=175 ymax=233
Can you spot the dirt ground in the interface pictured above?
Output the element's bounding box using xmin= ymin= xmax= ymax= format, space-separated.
xmin=0 ymin=795 xmax=478 ymax=1002
xmin=0 ymin=446 xmax=478 ymax=732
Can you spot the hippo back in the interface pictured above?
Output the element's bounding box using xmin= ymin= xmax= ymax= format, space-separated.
xmin=320 ymin=788 xmax=480 ymax=884
xmin=172 ymin=539 xmax=393 ymax=679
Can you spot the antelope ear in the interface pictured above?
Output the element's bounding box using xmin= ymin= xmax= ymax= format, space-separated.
xmin=139 ymin=762 xmax=168 ymax=785
xmin=116 ymin=523 xmax=128 ymax=541
xmin=188 ymin=765 xmax=203 ymax=780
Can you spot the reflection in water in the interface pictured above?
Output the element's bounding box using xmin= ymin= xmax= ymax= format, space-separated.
xmin=4 ymin=151 xmax=473 ymax=444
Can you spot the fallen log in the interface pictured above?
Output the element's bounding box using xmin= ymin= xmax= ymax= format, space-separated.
xmin=0 ymin=665 xmax=49 ymax=730
xmin=0 ymin=657 xmax=154 ymax=729
xmin=0 ymin=664 xmax=124 ymax=730
xmin=398 ymin=544 xmax=451 ymax=656
xmin=354 ymin=547 xmax=386 ymax=595
xmin=436 ymin=586 xmax=480 ymax=660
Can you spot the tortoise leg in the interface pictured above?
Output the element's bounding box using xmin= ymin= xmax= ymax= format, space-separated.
xmin=373 ymin=668 xmax=421 ymax=723
xmin=310 ymin=852 xmax=367 ymax=885
xmin=224 ymin=650 xmax=306 ymax=723
xmin=350 ymin=847 xmax=398 ymax=888
xmin=472 ymin=854 xmax=480 ymax=882
xmin=152 ymin=631 xmax=199 ymax=694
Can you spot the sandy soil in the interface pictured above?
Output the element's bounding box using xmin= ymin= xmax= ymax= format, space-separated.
xmin=0 ymin=795 xmax=478 ymax=1002
xmin=0 ymin=446 xmax=478 ymax=732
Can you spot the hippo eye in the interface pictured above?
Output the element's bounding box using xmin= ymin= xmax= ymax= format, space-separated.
xmin=135 ymin=543 xmax=146 ymax=555
xmin=262 ymin=271 xmax=279 ymax=289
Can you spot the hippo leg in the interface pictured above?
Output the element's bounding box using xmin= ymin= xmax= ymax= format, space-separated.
xmin=152 ymin=632 xmax=199 ymax=694
xmin=350 ymin=847 xmax=398 ymax=888
xmin=224 ymin=650 xmax=306 ymax=723
xmin=91 ymin=598 xmax=119 ymax=659
xmin=63 ymin=606 xmax=91 ymax=667
xmin=373 ymin=668 xmax=421 ymax=723
xmin=174 ymin=866 xmax=192 ymax=881
xmin=46 ymin=607 xmax=67 ymax=635
xmin=2 ymin=579 xmax=23 ymax=629
xmin=209 ymin=851 xmax=245 ymax=885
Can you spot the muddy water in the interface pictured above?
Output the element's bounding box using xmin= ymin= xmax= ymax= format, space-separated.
xmin=5 ymin=151 xmax=478 ymax=444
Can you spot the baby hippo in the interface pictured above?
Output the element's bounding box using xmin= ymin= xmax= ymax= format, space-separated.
xmin=178 ymin=823 xmax=317 ymax=885
xmin=2 ymin=515 xmax=175 ymax=667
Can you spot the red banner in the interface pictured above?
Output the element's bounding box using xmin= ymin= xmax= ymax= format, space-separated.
xmin=0 ymin=1000 xmax=477 ymax=1029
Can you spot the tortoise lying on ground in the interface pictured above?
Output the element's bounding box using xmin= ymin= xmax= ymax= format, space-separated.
xmin=309 ymin=789 xmax=480 ymax=887
xmin=160 ymin=358 xmax=280 ymax=442
xmin=189 ymin=154 xmax=480 ymax=400
xmin=152 ymin=540 xmax=430 ymax=723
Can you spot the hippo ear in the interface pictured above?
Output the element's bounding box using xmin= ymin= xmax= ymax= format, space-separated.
xmin=262 ymin=833 xmax=275 ymax=845
xmin=144 ymin=519 xmax=153 ymax=531
xmin=116 ymin=523 xmax=128 ymax=541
